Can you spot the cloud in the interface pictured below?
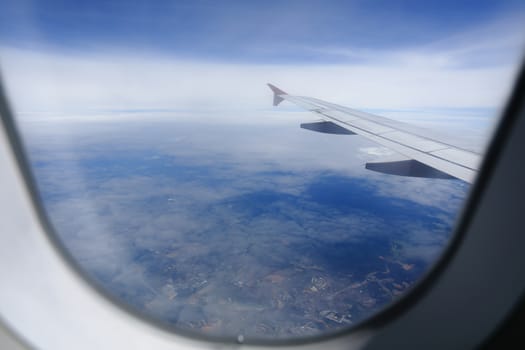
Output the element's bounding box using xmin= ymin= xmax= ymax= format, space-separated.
xmin=1 ymin=2 xmax=523 ymax=123
xmin=1 ymin=9 xmax=523 ymax=118
xmin=25 ymin=118 xmax=468 ymax=338
xmin=358 ymin=147 xmax=395 ymax=158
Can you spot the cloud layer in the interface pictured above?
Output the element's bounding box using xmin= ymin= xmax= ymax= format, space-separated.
xmin=23 ymin=119 xmax=467 ymax=339
xmin=1 ymin=9 xmax=523 ymax=118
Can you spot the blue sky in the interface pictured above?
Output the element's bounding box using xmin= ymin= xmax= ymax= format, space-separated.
xmin=0 ymin=0 xmax=524 ymax=132
xmin=1 ymin=0 xmax=524 ymax=63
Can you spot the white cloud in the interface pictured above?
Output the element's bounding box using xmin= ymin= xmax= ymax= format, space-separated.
xmin=26 ymin=117 xmax=468 ymax=338
xmin=1 ymin=11 xmax=523 ymax=120
xmin=358 ymin=147 xmax=395 ymax=158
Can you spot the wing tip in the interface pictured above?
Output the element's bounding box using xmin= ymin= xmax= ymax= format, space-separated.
xmin=267 ymin=83 xmax=287 ymax=106
xmin=267 ymin=83 xmax=287 ymax=95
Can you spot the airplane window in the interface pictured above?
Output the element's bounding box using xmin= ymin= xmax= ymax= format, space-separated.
xmin=1 ymin=0 xmax=525 ymax=344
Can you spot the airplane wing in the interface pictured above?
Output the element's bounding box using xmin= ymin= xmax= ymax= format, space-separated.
xmin=268 ymin=83 xmax=481 ymax=183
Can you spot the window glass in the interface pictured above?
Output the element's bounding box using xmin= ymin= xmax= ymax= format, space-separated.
xmin=1 ymin=0 xmax=524 ymax=342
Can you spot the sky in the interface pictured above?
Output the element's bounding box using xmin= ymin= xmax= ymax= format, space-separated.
xmin=0 ymin=0 xmax=524 ymax=124
xmin=1 ymin=0 xmax=524 ymax=61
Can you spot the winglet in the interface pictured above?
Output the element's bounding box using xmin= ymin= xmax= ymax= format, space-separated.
xmin=267 ymin=83 xmax=287 ymax=106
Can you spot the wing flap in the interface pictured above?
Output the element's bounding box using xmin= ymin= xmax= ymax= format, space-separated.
xmin=381 ymin=131 xmax=448 ymax=152
xmin=429 ymin=148 xmax=481 ymax=170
